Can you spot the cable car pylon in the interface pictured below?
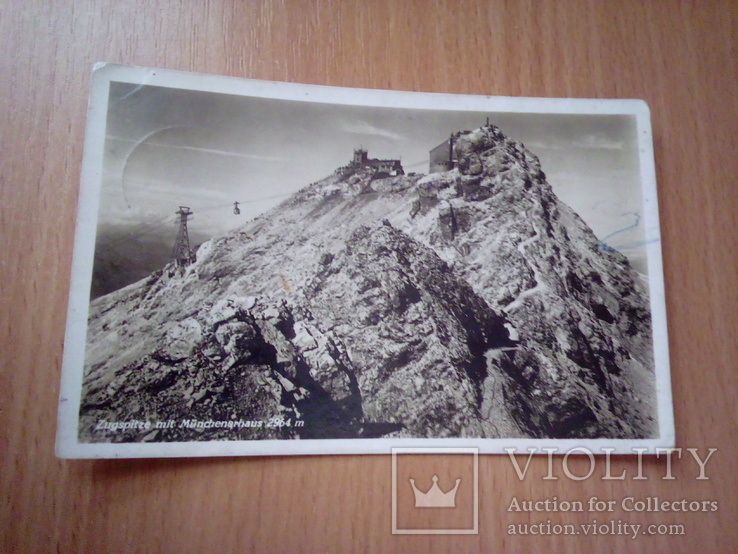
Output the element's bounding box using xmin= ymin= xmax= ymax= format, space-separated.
xmin=171 ymin=206 xmax=195 ymax=268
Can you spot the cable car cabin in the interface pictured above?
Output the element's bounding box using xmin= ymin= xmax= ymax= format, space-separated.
xmin=233 ymin=202 xmax=241 ymax=215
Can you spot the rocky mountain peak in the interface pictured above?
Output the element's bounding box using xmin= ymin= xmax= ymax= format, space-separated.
xmin=79 ymin=123 xmax=657 ymax=443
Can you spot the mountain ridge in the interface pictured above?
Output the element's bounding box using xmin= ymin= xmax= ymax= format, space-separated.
xmin=79 ymin=123 xmax=656 ymax=442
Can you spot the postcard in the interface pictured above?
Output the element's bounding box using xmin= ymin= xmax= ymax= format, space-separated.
xmin=56 ymin=64 xmax=673 ymax=458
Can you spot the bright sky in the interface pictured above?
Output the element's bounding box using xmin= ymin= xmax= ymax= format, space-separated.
xmin=101 ymin=82 xmax=648 ymax=272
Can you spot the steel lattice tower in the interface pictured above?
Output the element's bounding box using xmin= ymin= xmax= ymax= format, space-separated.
xmin=171 ymin=206 xmax=195 ymax=267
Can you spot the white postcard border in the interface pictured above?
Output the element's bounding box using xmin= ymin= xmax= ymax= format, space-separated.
xmin=56 ymin=63 xmax=674 ymax=459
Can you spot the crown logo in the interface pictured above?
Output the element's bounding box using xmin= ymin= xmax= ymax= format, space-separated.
xmin=409 ymin=475 xmax=461 ymax=508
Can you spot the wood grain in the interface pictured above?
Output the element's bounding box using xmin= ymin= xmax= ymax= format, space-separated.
xmin=1 ymin=0 xmax=736 ymax=551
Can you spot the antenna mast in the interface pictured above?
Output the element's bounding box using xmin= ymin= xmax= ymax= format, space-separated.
xmin=172 ymin=206 xmax=195 ymax=267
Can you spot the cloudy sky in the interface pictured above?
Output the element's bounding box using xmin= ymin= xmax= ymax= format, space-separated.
xmin=100 ymin=82 xmax=648 ymax=272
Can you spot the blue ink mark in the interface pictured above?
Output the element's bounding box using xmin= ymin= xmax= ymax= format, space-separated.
xmin=596 ymin=242 xmax=619 ymax=253
xmin=594 ymin=211 xmax=659 ymax=253
xmin=597 ymin=237 xmax=660 ymax=252
xmin=600 ymin=211 xmax=641 ymax=243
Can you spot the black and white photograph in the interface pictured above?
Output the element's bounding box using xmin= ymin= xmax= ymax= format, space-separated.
xmin=57 ymin=65 xmax=673 ymax=457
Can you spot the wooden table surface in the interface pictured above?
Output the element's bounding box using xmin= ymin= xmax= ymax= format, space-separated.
xmin=1 ymin=1 xmax=736 ymax=551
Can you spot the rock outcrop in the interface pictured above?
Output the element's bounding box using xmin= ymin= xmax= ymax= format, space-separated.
xmin=79 ymin=124 xmax=656 ymax=442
